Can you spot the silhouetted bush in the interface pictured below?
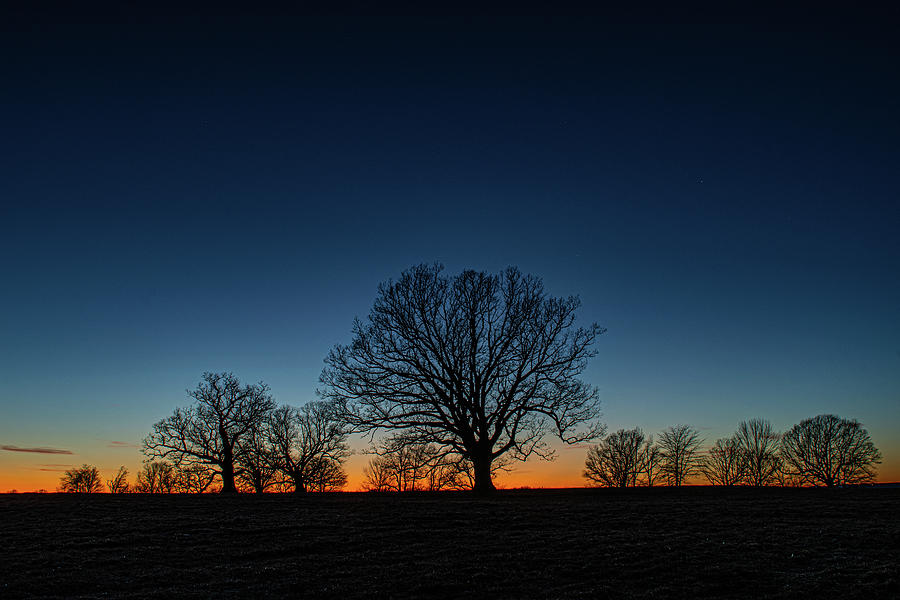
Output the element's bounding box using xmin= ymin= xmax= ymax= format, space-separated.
xmin=59 ymin=464 xmax=103 ymax=493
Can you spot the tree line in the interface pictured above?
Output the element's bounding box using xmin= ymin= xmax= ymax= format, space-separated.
xmin=59 ymin=409 xmax=881 ymax=493
xmin=140 ymin=372 xmax=350 ymax=494
xmin=48 ymin=265 xmax=885 ymax=494
xmin=60 ymin=373 xmax=350 ymax=494
xmin=583 ymin=416 xmax=882 ymax=489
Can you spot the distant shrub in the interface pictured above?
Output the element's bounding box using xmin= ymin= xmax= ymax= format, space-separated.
xmin=59 ymin=464 xmax=103 ymax=493
xmin=106 ymin=466 xmax=130 ymax=494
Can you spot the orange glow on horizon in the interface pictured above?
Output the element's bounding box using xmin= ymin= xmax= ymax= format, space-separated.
xmin=2 ymin=454 xmax=899 ymax=494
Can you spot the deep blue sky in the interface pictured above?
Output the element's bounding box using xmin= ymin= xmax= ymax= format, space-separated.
xmin=1 ymin=16 xmax=898 ymax=487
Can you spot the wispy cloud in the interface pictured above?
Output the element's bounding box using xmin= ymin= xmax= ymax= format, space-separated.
xmin=39 ymin=464 xmax=73 ymax=467
xmin=107 ymin=441 xmax=138 ymax=448
xmin=38 ymin=467 xmax=70 ymax=472
xmin=1 ymin=445 xmax=73 ymax=455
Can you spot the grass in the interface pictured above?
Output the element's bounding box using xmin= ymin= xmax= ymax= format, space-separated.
xmin=1 ymin=487 xmax=897 ymax=598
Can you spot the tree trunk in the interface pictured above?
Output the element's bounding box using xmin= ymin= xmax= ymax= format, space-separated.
xmin=220 ymin=454 xmax=238 ymax=494
xmin=292 ymin=474 xmax=307 ymax=495
xmin=220 ymin=468 xmax=238 ymax=494
xmin=472 ymin=454 xmax=496 ymax=494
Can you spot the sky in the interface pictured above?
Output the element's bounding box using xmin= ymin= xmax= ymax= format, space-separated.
xmin=1 ymin=15 xmax=898 ymax=491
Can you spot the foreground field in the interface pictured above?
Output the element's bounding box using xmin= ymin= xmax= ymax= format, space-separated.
xmin=0 ymin=487 xmax=897 ymax=599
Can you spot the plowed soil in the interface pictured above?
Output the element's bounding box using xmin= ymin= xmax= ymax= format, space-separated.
xmin=1 ymin=487 xmax=897 ymax=598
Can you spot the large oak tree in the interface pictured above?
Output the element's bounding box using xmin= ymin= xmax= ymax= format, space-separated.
xmin=320 ymin=264 xmax=605 ymax=493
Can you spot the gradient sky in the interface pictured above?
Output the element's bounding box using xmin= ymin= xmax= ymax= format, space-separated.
xmin=2 ymin=15 xmax=898 ymax=491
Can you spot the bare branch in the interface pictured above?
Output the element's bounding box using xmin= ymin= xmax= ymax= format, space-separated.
xmin=320 ymin=264 xmax=605 ymax=492
xmin=658 ymin=425 xmax=703 ymax=487
xmin=781 ymin=414 xmax=881 ymax=487
xmin=142 ymin=372 xmax=276 ymax=493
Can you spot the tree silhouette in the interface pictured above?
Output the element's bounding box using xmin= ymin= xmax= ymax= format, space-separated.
xmin=363 ymin=434 xmax=489 ymax=491
xmin=320 ymin=264 xmax=605 ymax=493
xmin=106 ymin=466 xmax=130 ymax=493
xmin=59 ymin=464 xmax=103 ymax=493
xmin=361 ymin=455 xmax=395 ymax=491
xmin=658 ymin=425 xmax=703 ymax=486
xmin=423 ymin=455 xmax=476 ymax=491
xmin=780 ymin=414 xmax=881 ymax=487
xmin=583 ymin=428 xmax=645 ymax=488
xmin=305 ymin=457 xmax=348 ymax=492
xmin=135 ymin=461 xmax=177 ymax=493
xmin=363 ymin=452 xmax=433 ymax=492
xmin=267 ymin=402 xmax=349 ymax=494
xmin=173 ymin=463 xmax=218 ymax=493
xmin=362 ymin=436 xmax=506 ymax=492
xmin=143 ymin=372 xmax=275 ymax=494
xmin=700 ymin=437 xmax=748 ymax=486
xmin=431 ymin=451 xmax=513 ymax=491
xmin=236 ymin=419 xmax=278 ymax=494
xmin=639 ymin=436 xmax=664 ymax=486
xmin=732 ymin=419 xmax=782 ymax=486
xmin=377 ymin=435 xmax=448 ymax=491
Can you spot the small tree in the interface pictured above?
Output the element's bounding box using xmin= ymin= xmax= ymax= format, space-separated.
xmin=306 ymin=457 xmax=348 ymax=492
xmin=236 ymin=419 xmax=278 ymax=494
xmin=267 ymin=402 xmax=349 ymax=494
xmin=583 ymin=428 xmax=644 ymax=488
xmin=106 ymin=466 xmax=130 ymax=493
xmin=700 ymin=437 xmax=748 ymax=486
xmin=781 ymin=414 xmax=881 ymax=487
xmin=135 ymin=461 xmax=177 ymax=493
xmin=143 ymin=372 xmax=276 ymax=494
xmin=362 ymin=440 xmax=506 ymax=491
xmin=362 ymin=456 xmax=395 ymax=491
xmin=59 ymin=464 xmax=103 ymax=493
xmin=373 ymin=436 xmax=445 ymax=491
xmin=172 ymin=463 xmax=218 ymax=494
xmin=639 ymin=436 xmax=663 ymax=486
xmin=418 ymin=454 xmax=482 ymax=491
xmin=658 ymin=425 xmax=703 ymax=486
xmin=734 ymin=419 xmax=782 ymax=486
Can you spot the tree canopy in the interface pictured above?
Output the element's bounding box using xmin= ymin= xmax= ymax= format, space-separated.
xmin=143 ymin=372 xmax=276 ymax=494
xmin=781 ymin=414 xmax=881 ymax=487
xmin=320 ymin=264 xmax=605 ymax=492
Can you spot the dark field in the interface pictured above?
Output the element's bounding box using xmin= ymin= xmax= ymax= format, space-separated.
xmin=1 ymin=488 xmax=897 ymax=599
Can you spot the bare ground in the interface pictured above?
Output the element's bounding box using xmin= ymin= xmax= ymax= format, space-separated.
xmin=0 ymin=487 xmax=897 ymax=599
